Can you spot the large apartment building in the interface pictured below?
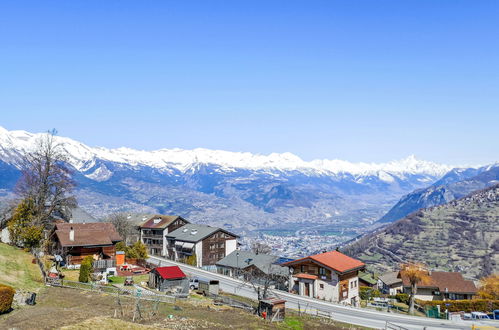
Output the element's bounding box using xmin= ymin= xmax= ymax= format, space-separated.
xmin=165 ymin=223 xmax=238 ymax=268
xmin=139 ymin=215 xmax=189 ymax=256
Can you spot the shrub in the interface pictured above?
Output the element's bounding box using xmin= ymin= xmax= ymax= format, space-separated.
xmin=184 ymin=254 xmax=197 ymax=266
xmin=0 ymin=284 xmax=16 ymax=314
xmin=78 ymin=256 xmax=94 ymax=283
xmin=116 ymin=241 xmax=148 ymax=260
xmin=416 ymin=299 xmax=499 ymax=313
xmin=394 ymin=293 xmax=410 ymax=304
xmin=359 ymin=286 xmax=381 ymax=300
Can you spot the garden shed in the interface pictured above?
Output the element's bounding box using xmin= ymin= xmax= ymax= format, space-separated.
xmin=148 ymin=266 xmax=189 ymax=295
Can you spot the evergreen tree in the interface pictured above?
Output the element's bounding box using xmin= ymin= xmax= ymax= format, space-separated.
xmin=78 ymin=255 xmax=94 ymax=283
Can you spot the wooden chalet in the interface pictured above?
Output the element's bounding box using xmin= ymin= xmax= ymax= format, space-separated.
xmin=50 ymin=222 xmax=122 ymax=265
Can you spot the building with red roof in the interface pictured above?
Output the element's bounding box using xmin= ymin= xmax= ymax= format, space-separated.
xmin=282 ymin=250 xmax=365 ymax=305
xmin=149 ymin=265 xmax=189 ymax=294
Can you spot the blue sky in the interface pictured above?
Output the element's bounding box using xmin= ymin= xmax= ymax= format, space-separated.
xmin=1 ymin=1 xmax=498 ymax=165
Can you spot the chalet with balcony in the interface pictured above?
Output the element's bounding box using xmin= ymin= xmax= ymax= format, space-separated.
xmin=166 ymin=223 xmax=238 ymax=268
xmin=401 ymin=271 xmax=477 ymax=301
xmin=50 ymin=222 xmax=122 ymax=265
xmin=139 ymin=215 xmax=189 ymax=256
xmin=283 ymin=250 xmax=365 ymax=306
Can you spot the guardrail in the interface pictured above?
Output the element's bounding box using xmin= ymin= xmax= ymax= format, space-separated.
xmin=385 ymin=321 xmax=410 ymax=330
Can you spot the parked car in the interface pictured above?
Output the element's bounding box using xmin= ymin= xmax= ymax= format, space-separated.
xmin=471 ymin=312 xmax=490 ymax=320
xmin=189 ymin=278 xmax=199 ymax=290
xmin=124 ymin=276 xmax=134 ymax=286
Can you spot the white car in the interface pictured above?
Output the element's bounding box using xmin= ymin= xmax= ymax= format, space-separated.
xmin=471 ymin=312 xmax=490 ymax=320
xmin=189 ymin=278 xmax=199 ymax=290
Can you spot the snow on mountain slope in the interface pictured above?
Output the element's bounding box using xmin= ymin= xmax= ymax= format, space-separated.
xmin=0 ymin=126 xmax=453 ymax=179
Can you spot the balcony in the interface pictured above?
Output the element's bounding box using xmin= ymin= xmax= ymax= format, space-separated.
xmin=142 ymin=234 xmax=163 ymax=239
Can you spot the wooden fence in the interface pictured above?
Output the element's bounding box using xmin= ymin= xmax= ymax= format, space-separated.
xmin=49 ymin=279 xmax=176 ymax=304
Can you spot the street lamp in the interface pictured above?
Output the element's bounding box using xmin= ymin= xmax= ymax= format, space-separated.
xmin=236 ymin=251 xmax=240 ymax=278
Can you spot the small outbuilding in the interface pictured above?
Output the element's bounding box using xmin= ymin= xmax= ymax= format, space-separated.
xmin=258 ymin=298 xmax=286 ymax=321
xmin=149 ymin=266 xmax=189 ymax=295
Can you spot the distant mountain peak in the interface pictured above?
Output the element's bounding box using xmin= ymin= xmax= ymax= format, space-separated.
xmin=0 ymin=126 xmax=454 ymax=177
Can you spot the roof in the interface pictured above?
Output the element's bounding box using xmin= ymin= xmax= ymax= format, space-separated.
xmin=283 ymin=250 xmax=365 ymax=274
xmin=154 ymin=266 xmax=186 ymax=280
xmin=139 ymin=215 xmax=187 ymax=229
xmin=358 ymin=271 xmax=377 ymax=285
xmin=401 ymin=271 xmax=477 ymax=294
xmin=379 ymin=271 xmax=402 ymax=286
xmin=216 ymin=250 xmax=288 ymax=276
xmin=295 ymin=273 xmax=318 ymax=280
xmin=54 ymin=222 xmax=122 ymax=247
xmin=166 ymin=223 xmax=238 ymax=243
xmin=50 ymin=206 xmax=98 ymax=223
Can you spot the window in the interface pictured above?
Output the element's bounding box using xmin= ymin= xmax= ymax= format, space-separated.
xmin=300 ymin=265 xmax=305 ymax=272
xmin=319 ymin=284 xmax=324 ymax=290
xmin=319 ymin=267 xmax=326 ymax=275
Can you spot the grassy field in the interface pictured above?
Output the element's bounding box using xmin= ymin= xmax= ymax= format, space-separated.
xmin=0 ymin=242 xmax=44 ymax=291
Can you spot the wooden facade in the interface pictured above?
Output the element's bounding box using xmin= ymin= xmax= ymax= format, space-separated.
xmin=202 ymin=230 xmax=236 ymax=266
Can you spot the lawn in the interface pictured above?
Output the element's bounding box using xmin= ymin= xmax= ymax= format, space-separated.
xmin=0 ymin=242 xmax=44 ymax=291
xmin=108 ymin=274 xmax=149 ymax=285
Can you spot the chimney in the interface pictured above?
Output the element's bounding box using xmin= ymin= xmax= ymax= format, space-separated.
xmin=69 ymin=227 xmax=74 ymax=241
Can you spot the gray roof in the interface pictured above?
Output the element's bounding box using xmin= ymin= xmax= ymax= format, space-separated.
xmin=379 ymin=271 xmax=402 ymax=286
xmin=68 ymin=207 xmax=99 ymax=223
xmin=216 ymin=250 xmax=288 ymax=277
xmin=166 ymin=223 xmax=237 ymax=242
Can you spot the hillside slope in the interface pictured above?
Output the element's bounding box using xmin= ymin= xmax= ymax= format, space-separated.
xmin=379 ymin=165 xmax=499 ymax=223
xmin=345 ymin=185 xmax=499 ymax=279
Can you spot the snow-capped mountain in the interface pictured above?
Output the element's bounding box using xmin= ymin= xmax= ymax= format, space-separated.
xmin=0 ymin=126 xmax=464 ymax=239
xmin=0 ymin=126 xmax=451 ymax=178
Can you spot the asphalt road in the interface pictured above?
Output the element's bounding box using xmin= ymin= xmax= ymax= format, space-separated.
xmin=148 ymin=256 xmax=486 ymax=330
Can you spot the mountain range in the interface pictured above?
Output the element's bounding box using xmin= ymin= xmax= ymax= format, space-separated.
xmin=379 ymin=163 xmax=499 ymax=223
xmin=0 ymin=126 xmax=456 ymax=239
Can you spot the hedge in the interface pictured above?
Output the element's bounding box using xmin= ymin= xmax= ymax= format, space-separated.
xmin=388 ymin=293 xmax=410 ymax=304
xmin=0 ymin=284 xmax=16 ymax=313
xmin=416 ymin=299 xmax=499 ymax=313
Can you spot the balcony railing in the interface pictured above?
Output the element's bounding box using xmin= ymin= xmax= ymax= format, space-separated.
xmin=142 ymin=234 xmax=163 ymax=239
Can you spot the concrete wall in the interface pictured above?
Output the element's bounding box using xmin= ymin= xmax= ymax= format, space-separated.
xmin=414 ymin=288 xmax=436 ymax=301
xmin=225 ymin=239 xmax=237 ymax=256
xmin=195 ymin=242 xmax=203 ymax=267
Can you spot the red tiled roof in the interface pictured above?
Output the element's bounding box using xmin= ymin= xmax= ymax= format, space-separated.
xmin=140 ymin=215 xmax=185 ymax=229
xmin=54 ymin=222 xmax=122 ymax=247
xmin=154 ymin=266 xmax=186 ymax=280
xmin=284 ymin=250 xmax=365 ymax=274
xmin=295 ymin=273 xmax=318 ymax=280
xmin=401 ymin=271 xmax=477 ymax=294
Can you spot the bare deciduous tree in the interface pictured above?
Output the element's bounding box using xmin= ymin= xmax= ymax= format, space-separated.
xmin=241 ymin=264 xmax=287 ymax=301
xmin=107 ymin=212 xmax=135 ymax=244
xmin=251 ymin=241 xmax=272 ymax=255
xmin=15 ymin=129 xmax=76 ymax=226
